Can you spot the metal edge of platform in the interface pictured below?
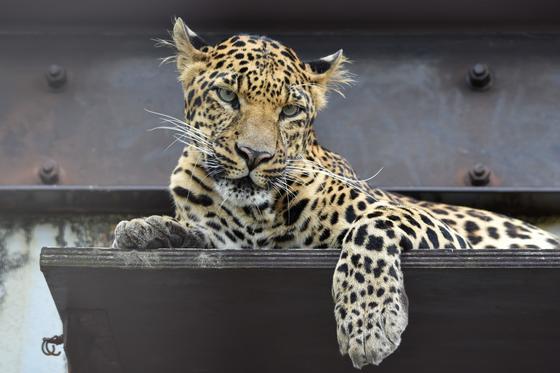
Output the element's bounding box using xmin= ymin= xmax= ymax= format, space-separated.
xmin=39 ymin=247 xmax=560 ymax=270
xmin=5 ymin=186 xmax=560 ymax=215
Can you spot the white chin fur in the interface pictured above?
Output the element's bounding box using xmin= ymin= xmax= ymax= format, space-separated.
xmin=214 ymin=179 xmax=273 ymax=207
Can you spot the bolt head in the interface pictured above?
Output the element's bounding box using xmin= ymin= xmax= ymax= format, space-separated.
xmin=466 ymin=63 xmax=492 ymax=91
xmin=472 ymin=163 xmax=487 ymax=176
xmin=468 ymin=163 xmax=491 ymax=186
xmin=45 ymin=64 xmax=67 ymax=89
xmin=47 ymin=64 xmax=62 ymax=77
xmin=41 ymin=159 xmax=56 ymax=173
xmin=38 ymin=159 xmax=60 ymax=185
xmin=472 ymin=63 xmax=487 ymax=76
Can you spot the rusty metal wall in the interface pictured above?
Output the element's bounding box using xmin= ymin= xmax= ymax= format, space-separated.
xmin=1 ymin=33 xmax=560 ymax=187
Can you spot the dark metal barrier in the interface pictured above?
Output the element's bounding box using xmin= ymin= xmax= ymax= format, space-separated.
xmin=3 ymin=186 xmax=560 ymax=217
xmin=41 ymin=248 xmax=560 ymax=373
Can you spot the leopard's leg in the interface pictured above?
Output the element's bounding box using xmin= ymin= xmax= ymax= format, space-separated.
xmin=333 ymin=215 xmax=409 ymax=368
xmin=333 ymin=205 xmax=467 ymax=368
xmin=112 ymin=215 xmax=206 ymax=250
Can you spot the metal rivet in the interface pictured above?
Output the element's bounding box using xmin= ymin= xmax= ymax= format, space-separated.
xmin=467 ymin=163 xmax=492 ymax=186
xmin=466 ymin=63 xmax=492 ymax=91
xmin=45 ymin=64 xmax=67 ymax=89
xmin=38 ymin=159 xmax=60 ymax=185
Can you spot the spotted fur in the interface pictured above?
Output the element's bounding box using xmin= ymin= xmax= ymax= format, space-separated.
xmin=113 ymin=18 xmax=560 ymax=368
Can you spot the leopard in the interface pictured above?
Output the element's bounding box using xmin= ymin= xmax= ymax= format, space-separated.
xmin=112 ymin=18 xmax=560 ymax=369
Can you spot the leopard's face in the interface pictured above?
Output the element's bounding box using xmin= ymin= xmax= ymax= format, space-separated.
xmin=170 ymin=19 xmax=350 ymax=206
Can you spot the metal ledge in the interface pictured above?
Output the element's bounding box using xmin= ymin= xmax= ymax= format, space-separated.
xmin=5 ymin=186 xmax=560 ymax=216
xmin=41 ymin=247 xmax=560 ymax=269
xmin=41 ymin=247 xmax=560 ymax=373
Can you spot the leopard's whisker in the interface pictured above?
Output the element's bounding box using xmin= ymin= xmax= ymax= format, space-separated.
xmin=150 ymin=122 xmax=212 ymax=147
xmin=285 ymin=164 xmax=377 ymax=200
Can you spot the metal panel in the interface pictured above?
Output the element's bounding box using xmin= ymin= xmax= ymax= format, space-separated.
xmin=1 ymin=33 xmax=560 ymax=187
xmin=41 ymin=248 xmax=560 ymax=373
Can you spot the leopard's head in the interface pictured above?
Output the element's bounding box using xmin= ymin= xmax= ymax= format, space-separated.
xmin=170 ymin=18 xmax=351 ymax=205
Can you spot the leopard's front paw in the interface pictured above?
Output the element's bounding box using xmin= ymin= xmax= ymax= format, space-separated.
xmin=112 ymin=215 xmax=205 ymax=250
xmin=333 ymin=259 xmax=408 ymax=368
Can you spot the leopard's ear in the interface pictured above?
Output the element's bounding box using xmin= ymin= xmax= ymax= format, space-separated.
xmin=172 ymin=17 xmax=210 ymax=71
xmin=305 ymin=50 xmax=353 ymax=110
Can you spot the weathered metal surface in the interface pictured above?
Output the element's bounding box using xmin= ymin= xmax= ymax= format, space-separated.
xmin=1 ymin=33 xmax=560 ymax=187
xmin=41 ymin=248 xmax=560 ymax=373
xmin=64 ymin=310 xmax=123 ymax=373
xmin=0 ymin=214 xmax=129 ymax=373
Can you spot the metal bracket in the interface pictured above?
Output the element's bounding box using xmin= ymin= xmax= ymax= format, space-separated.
xmin=41 ymin=334 xmax=64 ymax=356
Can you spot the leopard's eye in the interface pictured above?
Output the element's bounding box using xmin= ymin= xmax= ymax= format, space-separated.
xmin=281 ymin=105 xmax=301 ymax=118
xmin=217 ymin=88 xmax=238 ymax=103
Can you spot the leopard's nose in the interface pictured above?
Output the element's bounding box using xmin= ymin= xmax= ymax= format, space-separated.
xmin=235 ymin=143 xmax=274 ymax=170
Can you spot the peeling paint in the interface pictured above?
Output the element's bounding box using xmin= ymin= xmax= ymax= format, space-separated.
xmin=0 ymin=213 xmax=133 ymax=373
